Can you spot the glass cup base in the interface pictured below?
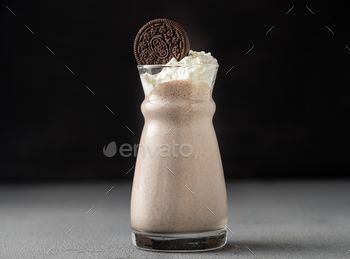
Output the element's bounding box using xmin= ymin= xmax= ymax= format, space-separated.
xmin=131 ymin=228 xmax=227 ymax=252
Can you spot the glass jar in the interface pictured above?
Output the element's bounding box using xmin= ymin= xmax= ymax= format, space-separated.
xmin=131 ymin=64 xmax=228 ymax=252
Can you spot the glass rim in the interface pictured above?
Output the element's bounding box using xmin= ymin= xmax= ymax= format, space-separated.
xmin=137 ymin=64 xmax=219 ymax=69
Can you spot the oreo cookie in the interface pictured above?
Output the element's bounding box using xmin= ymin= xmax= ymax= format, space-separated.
xmin=134 ymin=18 xmax=190 ymax=65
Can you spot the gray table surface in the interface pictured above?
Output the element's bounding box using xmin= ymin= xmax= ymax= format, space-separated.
xmin=1 ymin=181 xmax=350 ymax=258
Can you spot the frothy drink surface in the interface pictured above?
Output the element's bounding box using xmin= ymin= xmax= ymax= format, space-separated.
xmin=131 ymin=80 xmax=228 ymax=233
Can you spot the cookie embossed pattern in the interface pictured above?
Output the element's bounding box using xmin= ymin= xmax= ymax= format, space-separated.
xmin=133 ymin=18 xmax=190 ymax=65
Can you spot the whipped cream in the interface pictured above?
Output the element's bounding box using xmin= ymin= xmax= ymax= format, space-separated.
xmin=140 ymin=51 xmax=218 ymax=96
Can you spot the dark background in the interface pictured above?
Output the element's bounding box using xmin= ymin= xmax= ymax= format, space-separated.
xmin=1 ymin=0 xmax=349 ymax=180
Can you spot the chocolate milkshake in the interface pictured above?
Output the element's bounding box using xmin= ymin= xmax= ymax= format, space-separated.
xmin=131 ymin=52 xmax=228 ymax=251
xmin=131 ymin=19 xmax=228 ymax=252
xmin=132 ymin=78 xmax=227 ymax=232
